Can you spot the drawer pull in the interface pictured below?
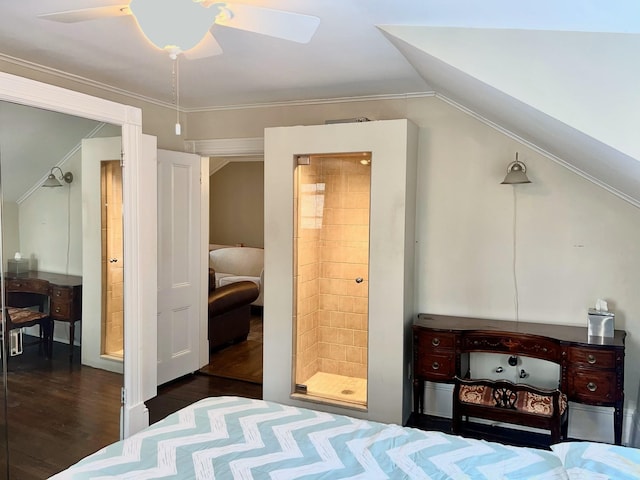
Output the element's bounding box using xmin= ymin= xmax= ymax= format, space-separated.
xmin=431 ymin=338 xmax=440 ymax=347
xmin=587 ymin=382 xmax=597 ymax=392
xmin=587 ymin=354 xmax=597 ymax=364
xmin=431 ymin=362 xmax=440 ymax=371
xmin=55 ymin=307 xmax=61 ymax=313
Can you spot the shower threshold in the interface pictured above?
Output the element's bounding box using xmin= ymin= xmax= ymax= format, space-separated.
xmin=302 ymin=372 xmax=367 ymax=407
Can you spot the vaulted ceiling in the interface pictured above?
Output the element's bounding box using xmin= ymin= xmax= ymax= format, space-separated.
xmin=1 ymin=1 xmax=638 ymax=205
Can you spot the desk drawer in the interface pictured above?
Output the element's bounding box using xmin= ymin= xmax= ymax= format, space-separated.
xmin=415 ymin=330 xmax=455 ymax=351
xmin=416 ymin=353 xmax=456 ymax=380
xmin=463 ymin=333 xmax=561 ymax=360
xmin=568 ymin=370 xmax=617 ymax=403
xmin=568 ymin=347 xmax=616 ymax=368
xmin=6 ymin=278 xmax=48 ymax=295
xmin=51 ymin=286 xmax=73 ymax=301
xmin=51 ymin=300 xmax=72 ymax=321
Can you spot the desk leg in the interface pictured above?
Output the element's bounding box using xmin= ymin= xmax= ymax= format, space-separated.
xmin=614 ymin=402 xmax=623 ymax=445
xmin=69 ymin=321 xmax=75 ymax=362
xmin=413 ymin=379 xmax=424 ymax=415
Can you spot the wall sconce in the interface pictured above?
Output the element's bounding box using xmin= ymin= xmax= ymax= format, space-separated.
xmin=501 ymin=153 xmax=531 ymax=185
xmin=42 ymin=166 xmax=73 ymax=188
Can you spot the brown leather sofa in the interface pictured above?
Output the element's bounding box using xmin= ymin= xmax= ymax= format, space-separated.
xmin=208 ymin=269 xmax=259 ymax=351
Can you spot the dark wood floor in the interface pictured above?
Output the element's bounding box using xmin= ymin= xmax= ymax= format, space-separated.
xmin=2 ymin=336 xmax=262 ymax=479
xmin=4 ymin=339 xmax=121 ymax=480
xmin=198 ymin=313 xmax=263 ymax=384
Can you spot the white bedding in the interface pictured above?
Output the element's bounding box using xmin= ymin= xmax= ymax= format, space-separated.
xmin=50 ymin=396 xmax=639 ymax=479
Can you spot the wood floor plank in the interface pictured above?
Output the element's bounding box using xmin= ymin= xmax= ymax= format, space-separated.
xmin=199 ymin=314 xmax=263 ymax=384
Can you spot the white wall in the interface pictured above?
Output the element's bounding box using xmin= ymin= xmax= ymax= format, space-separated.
xmin=188 ymin=95 xmax=640 ymax=444
xmin=1 ymin=201 xmax=19 ymax=270
xmin=19 ymin=147 xmax=83 ymax=276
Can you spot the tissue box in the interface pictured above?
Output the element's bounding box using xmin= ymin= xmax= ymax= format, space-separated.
xmin=588 ymin=308 xmax=614 ymax=338
xmin=7 ymin=258 xmax=29 ymax=275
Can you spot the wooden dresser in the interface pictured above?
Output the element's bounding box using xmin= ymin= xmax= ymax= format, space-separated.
xmin=5 ymin=271 xmax=82 ymax=360
xmin=413 ymin=313 xmax=626 ymax=444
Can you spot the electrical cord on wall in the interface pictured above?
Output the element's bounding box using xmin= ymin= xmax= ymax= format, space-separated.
xmin=65 ymin=182 xmax=71 ymax=275
xmin=511 ymin=186 xmax=520 ymax=325
xmin=509 ymin=187 xmax=521 ymax=381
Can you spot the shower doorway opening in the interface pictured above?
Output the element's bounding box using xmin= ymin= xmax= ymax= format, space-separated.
xmin=293 ymin=152 xmax=371 ymax=409
xmin=100 ymin=160 xmax=124 ymax=360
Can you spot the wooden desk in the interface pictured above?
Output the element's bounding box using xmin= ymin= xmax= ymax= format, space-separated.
xmin=413 ymin=313 xmax=626 ymax=445
xmin=4 ymin=271 xmax=82 ymax=360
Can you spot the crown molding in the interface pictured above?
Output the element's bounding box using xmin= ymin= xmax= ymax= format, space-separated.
xmin=185 ymin=137 xmax=264 ymax=157
xmin=0 ymin=53 xmax=173 ymax=110
xmin=184 ymin=91 xmax=436 ymax=113
xmin=0 ymin=54 xmax=436 ymax=113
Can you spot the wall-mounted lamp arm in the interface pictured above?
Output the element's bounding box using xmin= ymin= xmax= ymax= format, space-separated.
xmin=42 ymin=166 xmax=73 ymax=187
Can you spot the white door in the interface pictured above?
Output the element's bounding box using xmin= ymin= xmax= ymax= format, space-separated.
xmin=157 ymin=149 xmax=209 ymax=385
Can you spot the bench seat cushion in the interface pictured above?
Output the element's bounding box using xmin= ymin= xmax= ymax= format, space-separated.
xmin=459 ymin=384 xmax=567 ymax=416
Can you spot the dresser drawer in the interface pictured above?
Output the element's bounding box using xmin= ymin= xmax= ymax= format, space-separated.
xmin=415 ymin=330 xmax=455 ymax=351
xmin=568 ymin=347 xmax=616 ymax=368
xmin=416 ymin=353 xmax=456 ymax=380
xmin=51 ymin=300 xmax=72 ymax=320
xmin=6 ymin=278 xmax=49 ymax=295
xmin=568 ymin=370 xmax=617 ymax=403
xmin=51 ymin=286 xmax=73 ymax=301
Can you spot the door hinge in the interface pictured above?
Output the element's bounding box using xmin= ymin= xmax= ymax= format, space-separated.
xmin=120 ymin=151 xmax=125 ymax=168
xmin=121 ymin=386 xmax=126 ymax=406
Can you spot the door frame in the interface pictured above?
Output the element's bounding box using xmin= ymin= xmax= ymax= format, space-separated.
xmin=0 ymin=72 xmax=157 ymax=437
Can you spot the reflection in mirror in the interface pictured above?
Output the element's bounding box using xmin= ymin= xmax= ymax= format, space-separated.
xmin=0 ymin=149 xmax=9 ymax=479
xmin=101 ymin=161 xmax=124 ymax=359
xmin=0 ymin=101 xmax=123 ymax=479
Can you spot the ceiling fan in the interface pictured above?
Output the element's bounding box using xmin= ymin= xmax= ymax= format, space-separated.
xmin=38 ymin=0 xmax=321 ymax=59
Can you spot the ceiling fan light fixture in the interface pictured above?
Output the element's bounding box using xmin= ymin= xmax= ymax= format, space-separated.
xmin=129 ymin=0 xmax=219 ymax=53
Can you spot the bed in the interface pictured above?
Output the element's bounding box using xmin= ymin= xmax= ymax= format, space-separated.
xmin=50 ymin=396 xmax=640 ymax=479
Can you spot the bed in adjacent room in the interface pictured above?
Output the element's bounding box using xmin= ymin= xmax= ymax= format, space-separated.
xmin=50 ymin=396 xmax=640 ymax=479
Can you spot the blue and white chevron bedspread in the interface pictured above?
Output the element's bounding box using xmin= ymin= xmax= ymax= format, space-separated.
xmin=50 ymin=396 xmax=571 ymax=479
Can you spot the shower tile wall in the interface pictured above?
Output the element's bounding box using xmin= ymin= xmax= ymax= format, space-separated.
xmin=295 ymin=156 xmax=369 ymax=385
xmin=295 ymin=161 xmax=320 ymax=384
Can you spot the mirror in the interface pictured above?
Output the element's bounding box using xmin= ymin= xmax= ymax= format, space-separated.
xmin=0 ymin=100 xmax=123 ymax=478
xmin=0 ymin=72 xmax=156 ymax=478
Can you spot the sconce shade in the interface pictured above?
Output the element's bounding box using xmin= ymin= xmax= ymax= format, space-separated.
xmin=42 ymin=167 xmax=73 ymax=188
xmin=501 ymin=153 xmax=531 ymax=184
xmin=42 ymin=173 xmax=63 ymax=188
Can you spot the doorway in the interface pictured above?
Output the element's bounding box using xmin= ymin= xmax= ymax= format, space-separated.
xmin=202 ymin=159 xmax=264 ymax=384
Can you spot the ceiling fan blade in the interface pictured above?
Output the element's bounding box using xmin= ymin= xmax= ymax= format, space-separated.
xmin=37 ymin=5 xmax=131 ymax=23
xmin=182 ymin=32 xmax=224 ymax=60
xmin=215 ymin=3 xmax=320 ymax=43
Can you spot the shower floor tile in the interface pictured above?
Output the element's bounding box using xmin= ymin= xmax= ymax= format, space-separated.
xmin=304 ymin=372 xmax=367 ymax=406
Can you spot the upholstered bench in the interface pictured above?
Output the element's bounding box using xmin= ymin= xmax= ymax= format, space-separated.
xmin=452 ymin=377 xmax=568 ymax=444
xmin=208 ymin=274 xmax=259 ymax=351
